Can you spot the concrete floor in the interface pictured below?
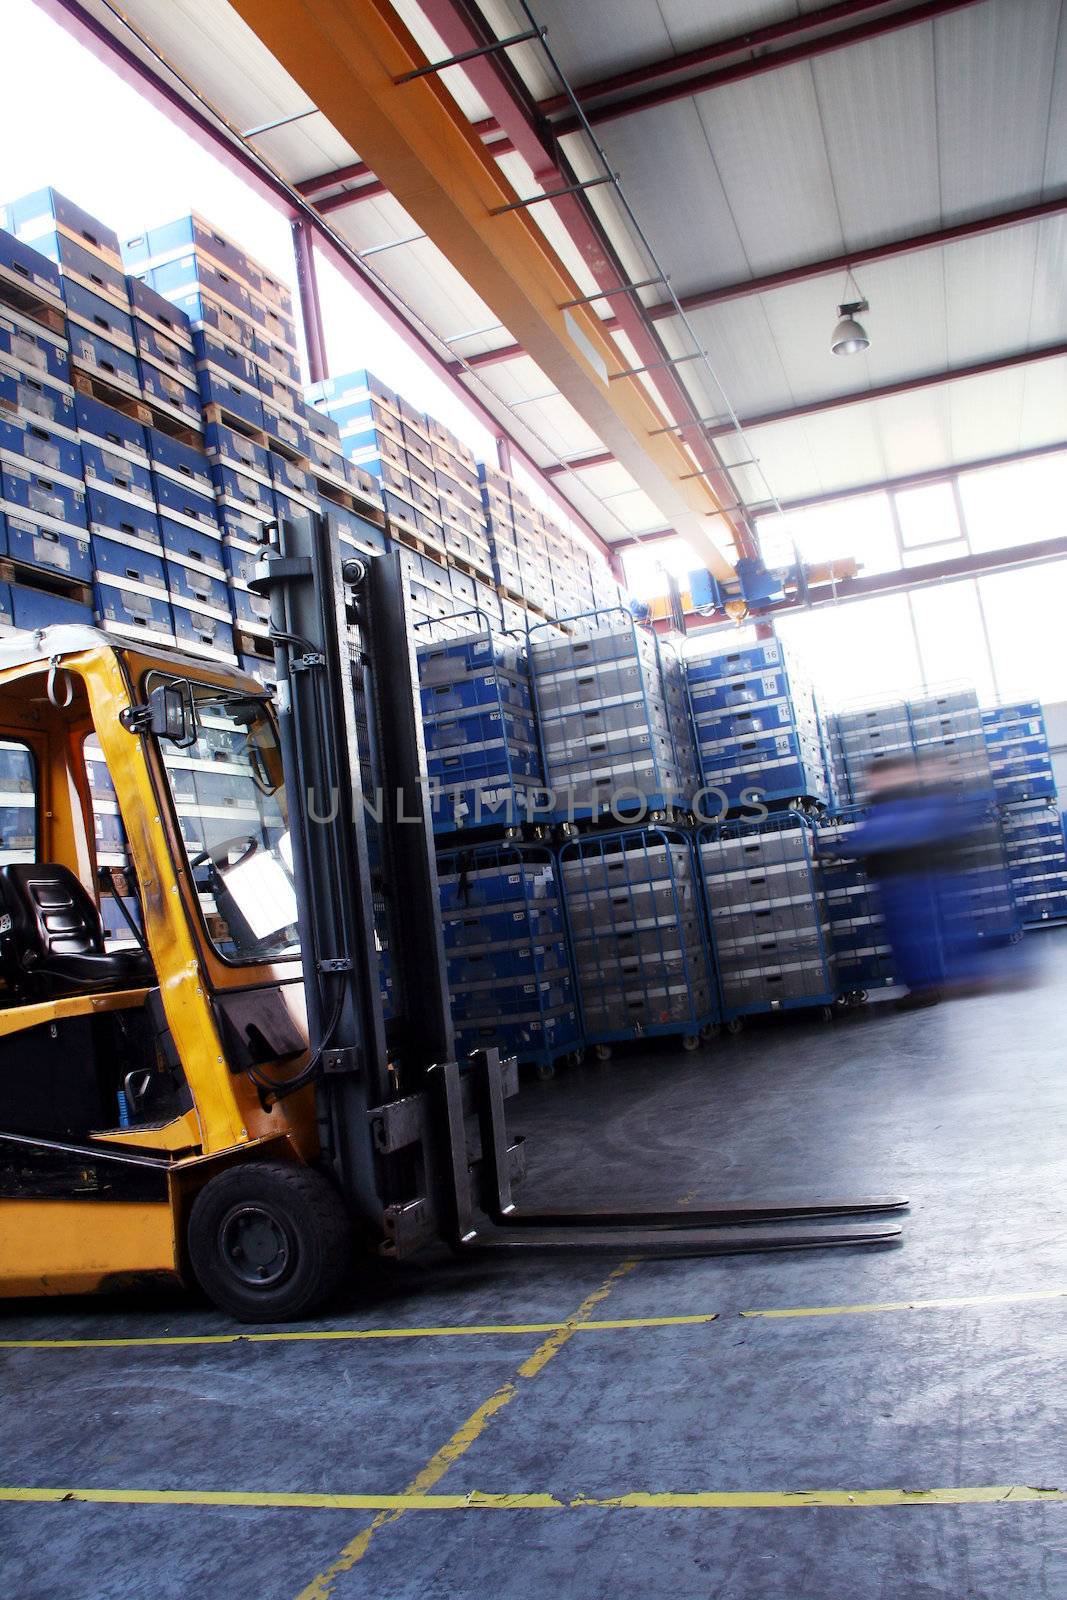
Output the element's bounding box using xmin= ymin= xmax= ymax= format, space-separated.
xmin=3 ymin=931 xmax=1067 ymax=1599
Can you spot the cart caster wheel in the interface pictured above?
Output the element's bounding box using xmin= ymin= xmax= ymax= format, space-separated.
xmin=725 ymin=1018 xmax=744 ymax=1036
xmin=594 ymin=1043 xmax=612 ymax=1062
xmin=537 ymin=1062 xmax=556 ymax=1081
xmin=682 ymin=1034 xmax=699 ymax=1052
xmin=700 ymin=1022 xmax=720 ymax=1042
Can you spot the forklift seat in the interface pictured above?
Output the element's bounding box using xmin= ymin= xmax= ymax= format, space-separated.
xmin=0 ymin=863 xmax=153 ymax=995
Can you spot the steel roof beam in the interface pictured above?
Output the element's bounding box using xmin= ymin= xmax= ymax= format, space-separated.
xmin=705 ymin=343 xmax=1067 ymax=436
xmin=224 ymin=0 xmax=742 ymax=575
xmin=405 ymin=0 xmax=751 ymax=565
xmin=632 ymin=196 xmax=1067 ymax=322
xmin=543 ymin=450 xmax=616 ymax=477
xmin=547 ymin=0 xmax=986 ymax=136
xmin=38 ymin=0 xmax=618 ymax=565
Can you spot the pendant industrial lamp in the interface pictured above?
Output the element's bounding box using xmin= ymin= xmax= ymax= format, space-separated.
xmin=831 ymin=269 xmax=870 ymax=356
xmin=831 ymin=300 xmax=871 ymax=355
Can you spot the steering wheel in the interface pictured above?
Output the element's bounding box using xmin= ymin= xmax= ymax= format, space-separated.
xmin=189 ymin=834 xmax=261 ymax=874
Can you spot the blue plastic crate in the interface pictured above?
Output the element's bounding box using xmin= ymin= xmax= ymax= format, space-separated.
xmin=229 ymin=582 xmax=271 ymax=631
xmin=80 ymin=439 xmax=153 ymax=503
xmin=146 ymin=427 xmax=213 ymax=492
xmin=74 ymin=392 xmax=145 ymax=457
xmin=123 ymin=215 xmax=252 ymax=283
xmin=93 ymin=532 xmax=168 ymax=595
xmin=10 ymin=580 xmax=92 ymax=631
xmin=171 ymin=597 xmax=235 ymax=659
xmin=126 ymin=274 xmax=194 ymax=346
xmin=138 ymin=361 xmax=201 ymax=425
xmin=87 ymin=485 xmax=162 ymax=547
xmin=196 ymin=365 xmax=264 ymax=431
xmin=152 ymin=472 xmax=219 ymax=531
xmin=211 ymin=460 xmax=273 ymax=518
xmin=422 ymin=706 xmax=537 ymax=749
xmin=2 ymin=462 xmax=86 ymax=527
xmin=1 ymin=413 xmax=82 ymax=482
xmin=260 ymin=399 xmax=307 ymax=457
xmin=0 ymin=366 xmax=74 ymax=432
xmin=165 ymin=557 xmax=231 ymax=616
xmin=193 ymin=327 xmax=258 ymax=388
xmin=268 ymin=450 xmax=316 ymax=503
xmin=0 ymin=227 xmax=62 ymax=303
xmin=67 ymin=327 xmax=141 ymax=394
xmin=254 ymin=330 xmax=300 ymax=384
xmin=686 ymin=640 xmax=787 ymax=684
xmin=0 ymin=311 xmax=69 ymax=386
xmin=3 ymin=188 xmax=122 ymax=260
xmin=62 ymin=279 xmax=135 ymax=350
xmin=94 ymin=577 xmax=174 ymax=641
xmin=206 ymin=419 xmax=270 ymax=479
xmin=159 ymin=516 xmax=224 ymax=574
xmin=419 ymin=672 xmax=531 ymax=716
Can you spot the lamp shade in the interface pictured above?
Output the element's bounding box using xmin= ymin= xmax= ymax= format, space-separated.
xmin=831 ymin=300 xmax=870 ymax=356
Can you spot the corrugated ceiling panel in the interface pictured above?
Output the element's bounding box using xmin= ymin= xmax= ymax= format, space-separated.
xmin=250 ymin=120 xmax=358 ymax=183
xmin=935 ymin=0 xmax=1062 ymax=216
xmin=689 ymin=66 xmax=845 ymax=273
xmin=1017 ymin=357 xmax=1067 ymax=445
xmin=585 ymin=101 xmax=750 ymax=297
xmin=116 ymin=0 xmax=311 ymax=131
xmin=500 ymin=0 xmax=673 ymax=84
xmin=1043 ymin=6 xmax=1067 ymax=188
xmin=812 ymin=24 xmax=941 ymax=249
xmin=942 ymin=229 xmax=1041 ymax=363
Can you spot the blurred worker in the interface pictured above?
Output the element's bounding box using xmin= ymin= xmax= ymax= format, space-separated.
xmin=820 ymin=755 xmax=989 ymax=1010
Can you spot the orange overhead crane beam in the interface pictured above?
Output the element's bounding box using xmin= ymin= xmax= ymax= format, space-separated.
xmin=227 ymin=0 xmax=737 ymax=580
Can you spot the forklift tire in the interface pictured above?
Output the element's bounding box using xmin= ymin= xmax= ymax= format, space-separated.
xmin=187 ymin=1162 xmax=354 ymax=1324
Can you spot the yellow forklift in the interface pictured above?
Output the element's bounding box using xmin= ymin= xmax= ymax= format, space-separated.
xmin=0 ymin=515 xmax=905 ymax=1320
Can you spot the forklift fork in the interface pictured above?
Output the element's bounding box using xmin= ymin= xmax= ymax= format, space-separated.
xmin=438 ymin=1052 xmax=907 ymax=1257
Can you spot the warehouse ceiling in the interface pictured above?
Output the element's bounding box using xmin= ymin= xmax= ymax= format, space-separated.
xmin=44 ymin=0 xmax=1067 ymax=569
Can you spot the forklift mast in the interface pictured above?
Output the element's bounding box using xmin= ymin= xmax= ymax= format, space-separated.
xmin=254 ymin=515 xmax=908 ymax=1262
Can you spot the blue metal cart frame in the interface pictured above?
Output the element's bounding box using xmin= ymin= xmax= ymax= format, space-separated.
xmin=558 ymin=824 xmax=718 ymax=1053
xmin=697 ymin=810 xmax=838 ymax=1028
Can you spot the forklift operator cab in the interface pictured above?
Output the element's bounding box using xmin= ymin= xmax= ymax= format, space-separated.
xmin=0 ymin=625 xmax=344 ymax=1321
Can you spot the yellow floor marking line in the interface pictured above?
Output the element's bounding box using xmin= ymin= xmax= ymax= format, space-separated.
xmin=742 ymin=1288 xmax=1067 ymax=1321
xmin=0 ymin=1311 xmax=715 ymax=1353
xmin=1 ymin=1484 xmax=1064 ymax=1511
xmin=295 ymin=1259 xmax=638 ymax=1600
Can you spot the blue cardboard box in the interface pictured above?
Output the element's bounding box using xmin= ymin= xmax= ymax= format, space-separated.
xmin=94 ymin=577 xmax=175 ymax=642
xmin=193 ymin=327 xmax=258 ymax=387
xmin=211 ymin=461 xmax=273 ymax=518
xmin=165 ymin=557 xmax=231 ymax=616
xmin=171 ymin=596 xmax=236 ymax=659
xmin=123 ymin=215 xmax=251 ymax=284
xmin=205 ymin=419 xmax=270 ymax=479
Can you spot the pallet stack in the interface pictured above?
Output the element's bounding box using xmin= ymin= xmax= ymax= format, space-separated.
xmin=685 ymin=636 xmax=830 ymax=813
xmin=436 ymin=843 xmax=581 ymax=1077
xmin=698 ymin=814 xmax=836 ymax=1025
xmin=559 ymin=827 xmax=715 ymax=1049
xmin=982 ymin=702 xmax=1067 ymax=925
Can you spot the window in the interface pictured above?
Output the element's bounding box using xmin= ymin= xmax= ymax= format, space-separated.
xmin=908 ymin=581 xmax=996 ymax=704
xmin=0 ymin=741 xmax=37 ymax=864
xmin=775 ymin=594 xmax=923 ymax=709
xmin=622 ymin=537 xmax=695 ymax=603
xmin=757 ymin=494 xmax=900 ymax=578
xmin=153 ymin=681 xmax=297 ymax=965
xmin=978 ymin=561 xmax=1067 ymax=704
xmin=959 ymin=455 xmax=1067 ymax=554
